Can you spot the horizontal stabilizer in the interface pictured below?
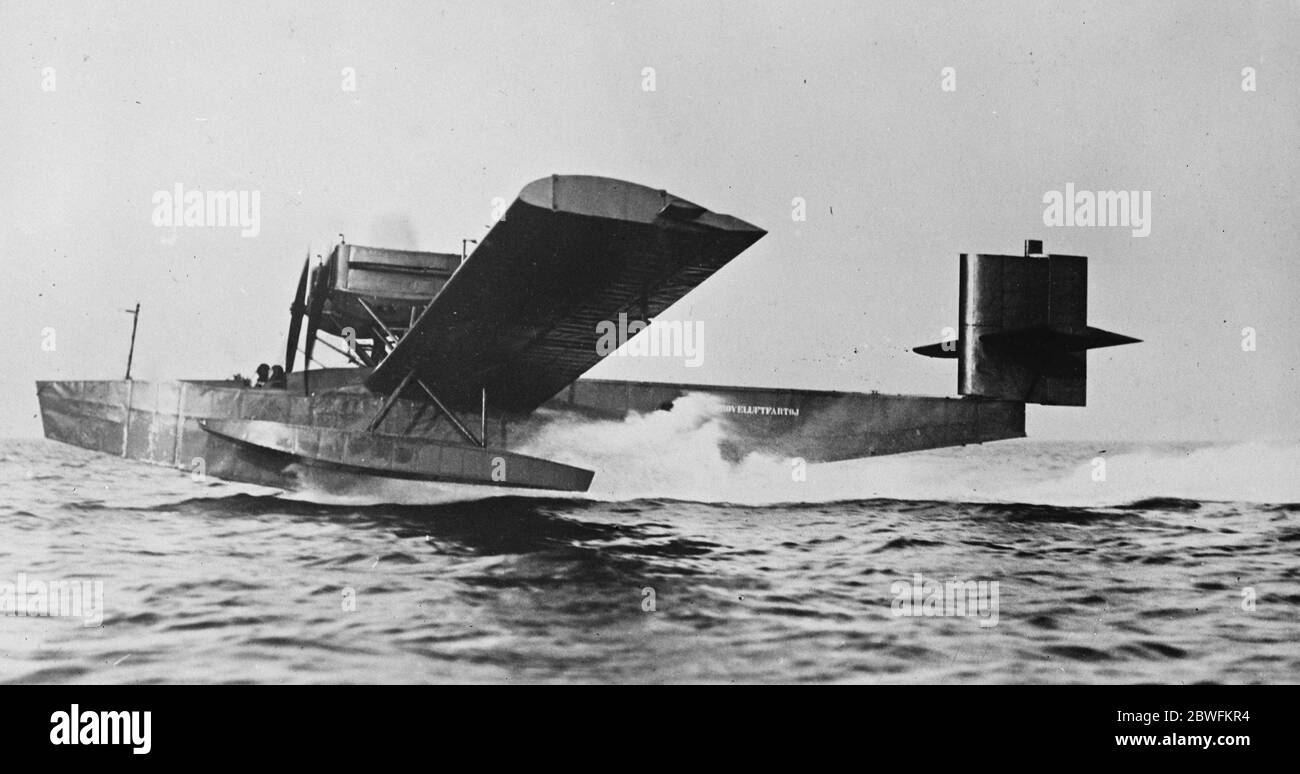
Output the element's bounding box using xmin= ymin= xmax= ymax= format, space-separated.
xmin=913 ymin=341 xmax=960 ymax=358
xmin=980 ymin=325 xmax=1141 ymax=352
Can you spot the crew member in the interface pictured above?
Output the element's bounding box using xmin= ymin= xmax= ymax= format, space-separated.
xmin=254 ymin=363 xmax=270 ymax=388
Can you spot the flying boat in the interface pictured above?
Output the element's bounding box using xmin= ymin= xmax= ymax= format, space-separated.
xmin=36 ymin=174 xmax=1139 ymax=492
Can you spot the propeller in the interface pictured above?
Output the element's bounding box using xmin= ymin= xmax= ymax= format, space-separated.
xmin=284 ymin=253 xmax=310 ymax=374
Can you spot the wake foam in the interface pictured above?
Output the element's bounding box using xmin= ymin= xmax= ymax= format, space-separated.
xmin=284 ymin=392 xmax=1300 ymax=507
xmin=521 ymin=394 xmax=1300 ymax=507
xmin=997 ymin=441 xmax=1300 ymax=507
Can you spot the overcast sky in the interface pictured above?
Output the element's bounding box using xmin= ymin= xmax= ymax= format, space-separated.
xmin=2 ymin=0 xmax=1296 ymax=441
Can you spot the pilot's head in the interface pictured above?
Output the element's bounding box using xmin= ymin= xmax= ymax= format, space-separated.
xmin=271 ymin=365 xmax=285 ymax=378
xmin=256 ymin=363 xmax=270 ymax=379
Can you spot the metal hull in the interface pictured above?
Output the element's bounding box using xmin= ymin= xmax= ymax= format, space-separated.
xmin=36 ymin=376 xmax=1024 ymax=493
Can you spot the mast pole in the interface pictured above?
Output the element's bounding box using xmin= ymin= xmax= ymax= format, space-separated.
xmin=124 ymin=302 xmax=140 ymax=380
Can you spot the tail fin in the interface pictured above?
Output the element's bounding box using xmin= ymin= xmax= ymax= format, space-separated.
xmin=913 ymin=240 xmax=1139 ymax=406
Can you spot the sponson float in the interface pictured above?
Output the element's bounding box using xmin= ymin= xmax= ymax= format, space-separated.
xmin=37 ymin=175 xmax=1139 ymax=492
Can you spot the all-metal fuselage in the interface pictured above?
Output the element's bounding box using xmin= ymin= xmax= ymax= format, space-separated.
xmin=36 ymin=371 xmax=1024 ymax=492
